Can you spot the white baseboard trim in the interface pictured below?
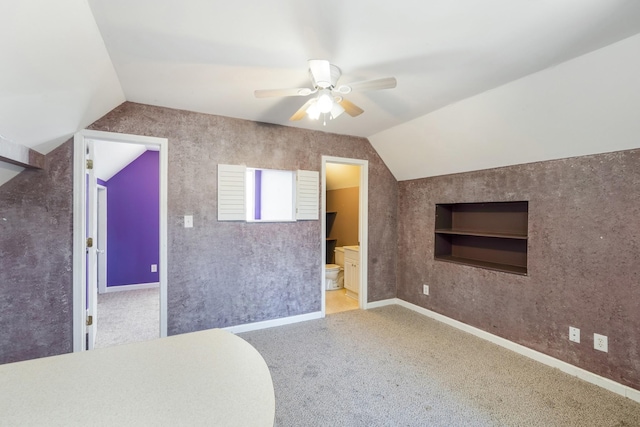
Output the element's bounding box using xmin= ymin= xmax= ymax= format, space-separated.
xmin=393 ymin=298 xmax=640 ymax=404
xmin=224 ymin=311 xmax=323 ymax=334
xmin=224 ymin=299 xmax=398 ymax=337
xmin=103 ymin=282 xmax=160 ymax=293
xmin=365 ymin=298 xmax=397 ymax=309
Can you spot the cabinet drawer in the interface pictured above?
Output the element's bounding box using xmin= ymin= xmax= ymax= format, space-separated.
xmin=344 ymin=249 xmax=359 ymax=262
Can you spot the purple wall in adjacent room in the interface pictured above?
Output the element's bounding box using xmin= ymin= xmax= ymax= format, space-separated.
xmin=106 ymin=150 xmax=159 ymax=287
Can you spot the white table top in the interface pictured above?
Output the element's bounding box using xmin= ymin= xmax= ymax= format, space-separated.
xmin=0 ymin=329 xmax=275 ymax=426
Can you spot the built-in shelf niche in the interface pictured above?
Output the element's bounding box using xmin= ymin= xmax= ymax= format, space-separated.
xmin=434 ymin=201 xmax=529 ymax=275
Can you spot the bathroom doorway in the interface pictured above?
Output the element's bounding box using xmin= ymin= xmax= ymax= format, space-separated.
xmin=321 ymin=156 xmax=368 ymax=316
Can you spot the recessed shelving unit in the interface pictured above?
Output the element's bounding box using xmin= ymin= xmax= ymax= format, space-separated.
xmin=434 ymin=201 xmax=529 ymax=275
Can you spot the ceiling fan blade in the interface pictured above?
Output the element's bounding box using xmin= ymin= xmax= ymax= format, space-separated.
xmin=254 ymin=87 xmax=314 ymax=98
xmin=336 ymin=77 xmax=397 ymax=94
xmin=338 ymin=98 xmax=364 ymax=117
xmin=308 ymin=59 xmax=332 ymax=88
xmin=289 ymin=99 xmax=316 ymax=121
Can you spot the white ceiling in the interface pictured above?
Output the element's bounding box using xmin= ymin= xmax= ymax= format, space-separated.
xmin=1 ymin=0 xmax=640 ymax=184
xmin=91 ymin=140 xmax=148 ymax=182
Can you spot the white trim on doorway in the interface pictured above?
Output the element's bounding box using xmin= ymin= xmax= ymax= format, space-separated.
xmin=73 ymin=129 xmax=168 ymax=353
xmin=321 ymin=156 xmax=369 ymax=316
xmin=97 ymin=184 xmax=107 ymax=294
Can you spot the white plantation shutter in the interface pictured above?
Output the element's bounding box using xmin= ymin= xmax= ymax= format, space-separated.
xmin=218 ymin=164 xmax=246 ymax=221
xmin=296 ymin=170 xmax=319 ymax=220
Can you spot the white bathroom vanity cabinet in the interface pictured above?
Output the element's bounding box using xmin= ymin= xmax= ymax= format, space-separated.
xmin=343 ymin=246 xmax=360 ymax=300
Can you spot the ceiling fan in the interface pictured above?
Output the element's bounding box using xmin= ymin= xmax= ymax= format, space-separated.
xmin=254 ymin=59 xmax=397 ymax=124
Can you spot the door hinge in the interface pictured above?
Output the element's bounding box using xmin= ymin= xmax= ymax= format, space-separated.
xmin=86 ymin=159 xmax=93 ymax=170
xmin=86 ymin=237 xmax=93 ymax=248
xmin=86 ymin=315 xmax=93 ymax=326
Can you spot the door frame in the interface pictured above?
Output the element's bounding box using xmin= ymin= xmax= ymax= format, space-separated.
xmin=321 ymin=156 xmax=369 ymax=315
xmin=85 ymin=139 xmax=98 ymax=349
xmin=72 ymin=129 xmax=169 ymax=352
xmin=97 ymin=184 xmax=107 ymax=294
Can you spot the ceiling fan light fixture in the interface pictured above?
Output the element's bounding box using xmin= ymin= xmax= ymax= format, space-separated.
xmin=316 ymin=90 xmax=333 ymax=114
xmin=256 ymin=60 xmax=396 ymax=124
xmin=306 ymin=101 xmax=321 ymax=120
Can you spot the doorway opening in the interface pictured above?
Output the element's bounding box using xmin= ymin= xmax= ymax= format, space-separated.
xmin=73 ymin=130 xmax=168 ymax=352
xmin=321 ymin=156 xmax=368 ymax=316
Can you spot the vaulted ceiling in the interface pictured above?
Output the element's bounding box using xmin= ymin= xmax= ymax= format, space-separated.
xmin=2 ymin=1 xmax=640 ymax=184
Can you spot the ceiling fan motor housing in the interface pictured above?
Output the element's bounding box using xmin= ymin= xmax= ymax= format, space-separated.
xmin=310 ymin=63 xmax=342 ymax=89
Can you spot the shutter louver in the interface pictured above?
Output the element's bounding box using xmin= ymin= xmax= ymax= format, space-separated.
xmin=296 ymin=170 xmax=319 ymax=220
xmin=218 ymin=164 xmax=246 ymax=221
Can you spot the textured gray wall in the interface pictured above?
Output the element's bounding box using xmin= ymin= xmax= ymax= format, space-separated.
xmin=89 ymin=102 xmax=398 ymax=335
xmin=0 ymin=141 xmax=74 ymax=364
xmin=397 ymin=149 xmax=640 ymax=390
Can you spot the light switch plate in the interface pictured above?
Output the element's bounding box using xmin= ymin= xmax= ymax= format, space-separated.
xmin=184 ymin=215 xmax=193 ymax=228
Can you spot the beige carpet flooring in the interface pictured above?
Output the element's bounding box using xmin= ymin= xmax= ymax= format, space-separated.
xmin=94 ymin=287 xmax=159 ymax=349
xmin=240 ymin=305 xmax=640 ymax=426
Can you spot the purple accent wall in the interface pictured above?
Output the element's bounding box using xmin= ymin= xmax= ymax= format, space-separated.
xmin=106 ymin=150 xmax=159 ymax=286
xmin=254 ymin=169 xmax=262 ymax=220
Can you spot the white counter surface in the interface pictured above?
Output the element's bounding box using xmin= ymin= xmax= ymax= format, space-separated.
xmin=0 ymin=329 xmax=275 ymax=426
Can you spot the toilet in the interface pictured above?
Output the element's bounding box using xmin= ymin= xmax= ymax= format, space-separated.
xmin=325 ymin=247 xmax=345 ymax=290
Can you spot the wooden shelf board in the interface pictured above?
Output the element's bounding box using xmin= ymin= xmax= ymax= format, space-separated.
xmin=434 ymin=255 xmax=527 ymax=276
xmin=435 ymin=229 xmax=527 ymax=240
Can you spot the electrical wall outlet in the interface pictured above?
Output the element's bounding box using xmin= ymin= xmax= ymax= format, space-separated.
xmin=569 ymin=326 xmax=580 ymax=343
xmin=423 ymin=285 xmax=429 ymax=295
xmin=151 ymin=264 xmax=157 ymax=273
xmin=594 ymin=333 xmax=608 ymax=352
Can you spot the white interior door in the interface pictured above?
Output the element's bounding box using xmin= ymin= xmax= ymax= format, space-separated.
xmin=86 ymin=140 xmax=98 ymax=350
